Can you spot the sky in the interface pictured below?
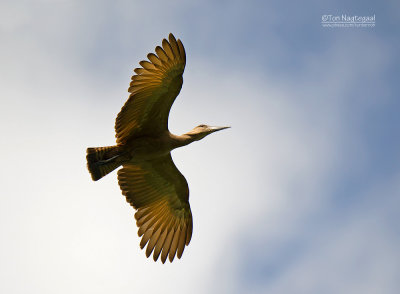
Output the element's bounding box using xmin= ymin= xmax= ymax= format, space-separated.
xmin=1 ymin=0 xmax=399 ymax=293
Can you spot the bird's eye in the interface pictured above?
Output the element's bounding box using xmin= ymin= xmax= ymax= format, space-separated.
xmin=198 ymin=124 xmax=206 ymax=128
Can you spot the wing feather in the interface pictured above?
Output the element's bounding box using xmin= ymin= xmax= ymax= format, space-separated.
xmin=168 ymin=226 xmax=180 ymax=262
xmin=177 ymin=39 xmax=186 ymax=62
xmin=152 ymin=213 xmax=175 ymax=261
xmin=115 ymin=33 xmax=186 ymax=143
xmin=146 ymin=227 xmax=161 ymax=257
xmin=161 ymin=225 xmax=176 ymax=263
xmin=162 ymin=39 xmax=175 ymax=60
xmin=155 ymin=46 xmax=170 ymax=62
xmin=168 ymin=34 xmax=180 ymax=57
xmin=153 ymin=228 xmax=168 ymax=261
xmin=147 ymin=53 xmax=163 ymax=67
xmin=139 ymin=60 xmax=157 ymax=70
xmin=118 ymin=153 xmax=192 ymax=262
xmin=134 ymin=68 xmax=145 ymax=74
xmin=176 ymin=221 xmax=187 ymax=258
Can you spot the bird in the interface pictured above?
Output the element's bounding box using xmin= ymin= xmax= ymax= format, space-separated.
xmin=86 ymin=33 xmax=229 ymax=263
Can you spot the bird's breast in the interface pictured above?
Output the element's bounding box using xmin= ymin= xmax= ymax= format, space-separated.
xmin=123 ymin=136 xmax=172 ymax=163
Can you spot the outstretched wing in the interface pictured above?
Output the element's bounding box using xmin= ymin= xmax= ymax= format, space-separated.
xmin=117 ymin=153 xmax=193 ymax=263
xmin=115 ymin=33 xmax=186 ymax=144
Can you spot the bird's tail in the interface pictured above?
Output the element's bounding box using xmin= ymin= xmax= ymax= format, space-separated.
xmin=86 ymin=146 xmax=122 ymax=181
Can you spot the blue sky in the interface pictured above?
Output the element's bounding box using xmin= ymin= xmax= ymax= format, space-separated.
xmin=1 ymin=0 xmax=399 ymax=293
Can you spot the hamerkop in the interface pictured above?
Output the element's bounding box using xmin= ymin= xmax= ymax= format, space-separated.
xmin=86 ymin=33 xmax=229 ymax=263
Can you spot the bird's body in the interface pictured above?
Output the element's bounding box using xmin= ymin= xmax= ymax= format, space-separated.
xmin=124 ymin=132 xmax=179 ymax=162
xmin=86 ymin=34 xmax=229 ymax=263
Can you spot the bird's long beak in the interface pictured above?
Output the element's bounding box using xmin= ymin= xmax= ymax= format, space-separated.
xmin=209 ymin=126 xmax=231 ymax=133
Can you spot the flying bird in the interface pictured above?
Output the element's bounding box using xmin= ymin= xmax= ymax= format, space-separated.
xmin=86 ymin=33 xmax=229 ymax=263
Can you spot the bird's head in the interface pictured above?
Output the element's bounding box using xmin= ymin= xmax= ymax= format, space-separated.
xmin=186 ymin=124 xmax=230 ymax=141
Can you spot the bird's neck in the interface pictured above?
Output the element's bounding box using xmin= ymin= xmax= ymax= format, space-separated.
xmin=169 ymin=133 xmax=196 ymax=149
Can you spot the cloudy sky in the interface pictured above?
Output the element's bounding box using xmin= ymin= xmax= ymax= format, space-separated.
xmin=1 ymin=0 xmax=399 ymax=293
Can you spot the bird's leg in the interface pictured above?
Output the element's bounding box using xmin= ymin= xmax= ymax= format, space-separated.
xmin=96 ymin=155 xmax=121 ymax=165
